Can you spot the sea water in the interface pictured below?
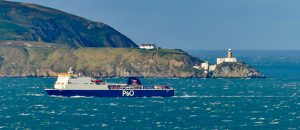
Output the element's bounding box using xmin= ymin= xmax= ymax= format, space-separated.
xmin=1 ymin=50 xmax=300 ymax=129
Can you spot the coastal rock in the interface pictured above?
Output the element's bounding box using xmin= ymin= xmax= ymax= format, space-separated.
xmin=100 ymin=71 xmax=108 ymax=77
xmin=47 ymin=69 xmax=58 ymax=77
xmin=92 ymin=72 xmax=101 ymax=77
xmin=211 ymin=62 xmax=265 ymax=78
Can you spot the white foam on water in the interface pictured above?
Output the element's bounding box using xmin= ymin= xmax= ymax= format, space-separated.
xmin=255 ymin=121 xmax=264 ymax=124
xmin=210 ymin=115 xmax=219 ymax=117
xmin=221 ymin=95 xmax=287 ymax=98
xmin=49 ymin=95 xmax=67 ymax=98
xmin=20 ymin=93 xmax=45 ymax=96
xmin=110 ymin=103 xmax=117 ymax=106
xmin=34 ymin=104 xmax=44 ymax=107
xmin=19 ymin=113 xmax=31 ymax=116
xmin=269 ymin=122 xmax=279 ymax=124
xmin=251 ymin=111 xmax=262 ymax=113
xmin=70 ymin=95 xmax=93 ymax=98
xmin=81 ymin=113 xmax=88 ymax=116
xmin=174 ymin=95 xmax=290 ymax=98
xmin=221 ymin=120 xmax=232 ymax=122
xmin=27 ymin=87 xmax=40 ymax=89
xmin=30 ymin=94 xmax=44 ymax=96
xmin=173 ymin=95 xmax=199 ymax=98
xmin=150 ymin=96 xmax=163 ymax=98
xmin=76 ymin=109 xmax=84 ymax=111
xmin=189 ymin=115 xmax=197 ymax=117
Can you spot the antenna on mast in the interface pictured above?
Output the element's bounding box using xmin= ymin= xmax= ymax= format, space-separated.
xmin=68 ymin=67 xmax=73 ymax=74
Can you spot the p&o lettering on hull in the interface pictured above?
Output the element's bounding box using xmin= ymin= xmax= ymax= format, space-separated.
xmin=122 ymin=90 xmax=134 ymax=96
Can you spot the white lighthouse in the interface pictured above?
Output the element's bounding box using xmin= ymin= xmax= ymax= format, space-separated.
xmin=228 ymin=48 xmax=232 ymax=58
xmin=216 ymin=48 xmax=237 ymax=64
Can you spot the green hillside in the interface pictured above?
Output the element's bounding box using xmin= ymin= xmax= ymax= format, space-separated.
xmin=0 ymin=0 xmax=137 ymax=48
xmin=0 ymin=44 xmax=204 ymax=78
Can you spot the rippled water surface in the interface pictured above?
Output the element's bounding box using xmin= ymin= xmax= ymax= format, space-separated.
xmin=1 ymin=74 xmax=300 ymax=129
xmin=1 ymin=50 xmax=300 ymax=129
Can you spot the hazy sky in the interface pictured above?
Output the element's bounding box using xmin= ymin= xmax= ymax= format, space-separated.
xmin=7 ymin=0 xmax=300 ymax=50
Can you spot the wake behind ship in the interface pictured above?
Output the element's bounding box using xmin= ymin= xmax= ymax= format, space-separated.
xmin=45 ymin=67 xmax=174 ymax=97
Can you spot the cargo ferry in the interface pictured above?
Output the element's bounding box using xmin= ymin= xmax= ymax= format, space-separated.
xmin=45 ymin=67 xmax=174 ymax=97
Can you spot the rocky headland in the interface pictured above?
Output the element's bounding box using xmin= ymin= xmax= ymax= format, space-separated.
xmin=0 ymin=42 xmax=265 ymax=78
xmin=0 ymin=0 xmax=266 ymax=78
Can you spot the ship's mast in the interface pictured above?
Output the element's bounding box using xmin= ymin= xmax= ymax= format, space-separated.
xmin=68 ymin=67 xmax=73 ymax=74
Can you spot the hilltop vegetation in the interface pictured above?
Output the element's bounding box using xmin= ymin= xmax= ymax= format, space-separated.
xmin=0 ymin=41 xmax=265 ymax=78
xmin=0 ymin=0 xmax=137 ymax=48
xmin=0 ymin=44 xmax=204 ymax=78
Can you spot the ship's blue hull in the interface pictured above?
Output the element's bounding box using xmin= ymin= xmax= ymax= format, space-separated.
xmin=45 ymin=89 xmax=174 ymax=97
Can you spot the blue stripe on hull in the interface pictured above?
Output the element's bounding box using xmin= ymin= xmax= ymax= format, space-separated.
xmin=45 ymin=90 xmax=174 ymax=97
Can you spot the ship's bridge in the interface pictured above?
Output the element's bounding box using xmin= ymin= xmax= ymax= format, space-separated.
xmin=54 ymin=74 xmax=73 ymax=89
xmin=54 ymin=67 xmax=74 ymax=89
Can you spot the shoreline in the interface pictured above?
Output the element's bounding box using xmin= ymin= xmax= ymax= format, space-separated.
xmin=0 ymin=76 xmax=267 ymax=79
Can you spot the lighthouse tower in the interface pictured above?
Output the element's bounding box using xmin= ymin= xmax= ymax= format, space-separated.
xmin=228 ymin=48 xmax=232 ymax=58
xmin=216 ymin=48 xmax=237 ymax=64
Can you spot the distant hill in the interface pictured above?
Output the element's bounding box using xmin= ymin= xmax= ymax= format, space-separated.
xmin=0 ymin=44 xmax=204 ymax=78
xmin=0 ymin=0 xmax=138 ymax=48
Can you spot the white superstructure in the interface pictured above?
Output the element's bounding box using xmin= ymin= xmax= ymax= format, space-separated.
xmin=52 ymin=67 xmax=126 ymax=90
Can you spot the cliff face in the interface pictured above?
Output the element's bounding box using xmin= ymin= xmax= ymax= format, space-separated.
xmin=0 ymin=43 xmax=266 ymax=78
xmin=0 ymin=44 xmax=205 ymax=78
xmin=211 ymin=62 xmax=265 ymax=78
xmin=0 ymin=0 xmax=137 ymax=48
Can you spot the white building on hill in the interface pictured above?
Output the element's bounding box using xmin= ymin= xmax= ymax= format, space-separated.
xmin=139 ymin=43 xmax=161 ymax=49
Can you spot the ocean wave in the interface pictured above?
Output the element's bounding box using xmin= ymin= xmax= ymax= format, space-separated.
xmin=173 ymin=95 xmax=199 ymax=98
xmin=70 ymin=96 xmax=93 ymax=98
xmin=49 ymin=95 xmax=67 ymax=98
xmin=19 ymin=93 xmax=45 ymax=96
xmin=174 ymin=95 xmax=290 ymax=98
xmin=19 ymin=113 xmax=31 ymax=116
xmin=33 ymin=104 xmax=44 ymax=107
